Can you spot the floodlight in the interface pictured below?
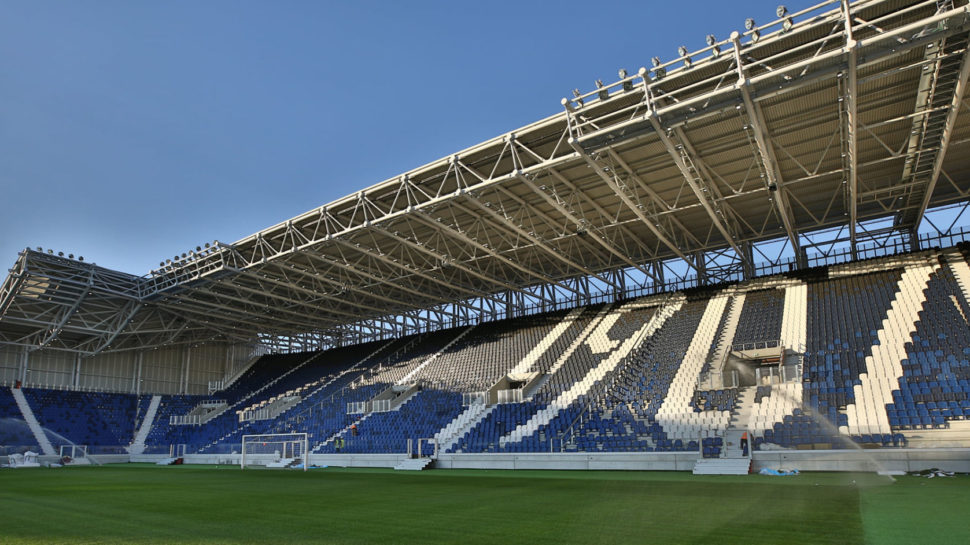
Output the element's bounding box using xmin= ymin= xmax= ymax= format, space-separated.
xmin=783 ymin=17 xmax=793 ymax=31
xmin=751 ymin=30 xmax=761 ymax=42
xmin=48 ymin=250 xmax=53 ymax=255
xmin=651 ymin=56 xmax=662 ymax=67
xmin=706 ymin=34 xmax=716 ymax=46
xmin=596 ymin=80 xmax=608 ymax=100
xmin=678 ymin=47 xmax=693 ymax=68
xmin=745 ymin=18 xmax=756 ymax=31
xmin=776 ymin=5 xmax=788 ymax=18
xmin=78 ymin=256 xmax=83 ymax=261
xmin=36 ymin=247 xmax=42 ymax=252
xmin=572 ymin=88 xmax=583 ymax=106
xmin=204 ymin=242 xmax=210 ymax=248
xmin=196 ymin=246 xmax=201 ymax=252
xmin=619 ymin=69 xmax=634 ymax=91
xmin=654 ymin=67 xmax=666 ymax=79
xmin=68 ymin=254 xmax=73 ymax=259
xmin=58 ymin=252 xmax=64 ymax=257
xmin=181 ymin=253 xmax=187 ymax=259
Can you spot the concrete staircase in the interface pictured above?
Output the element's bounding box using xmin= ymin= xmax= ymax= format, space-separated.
xmin=10 ymin=388 xmax=56 ymax=455
xmin=693 ymin=457 xmax=751 ymax=475
xmin=128 ymin=395 xmax=162 ymax=455
xmin=394 ymin=457 xmax=434 ymax=471
xmin=729 ymin=386 xmax=757 ymax=430
xmin=712 ymin=292 xmax=745 ymax=365
xmin=697 ymin=291 xmax=745 ymax=390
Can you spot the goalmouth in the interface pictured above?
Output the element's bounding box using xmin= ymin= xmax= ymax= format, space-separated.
xmin=240 ymin=433 xmax=309 ymax=471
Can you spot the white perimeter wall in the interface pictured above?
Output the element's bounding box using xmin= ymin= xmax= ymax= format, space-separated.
xmin=131 ymin=449 xmax=970 ymax=474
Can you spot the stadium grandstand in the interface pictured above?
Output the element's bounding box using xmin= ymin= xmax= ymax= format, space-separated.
xmin=3 ymin=0 xmax=970 ymax=476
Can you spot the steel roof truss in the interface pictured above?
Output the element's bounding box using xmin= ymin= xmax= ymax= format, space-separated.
xmin=567 ymin=137 xmax=697 ymax=270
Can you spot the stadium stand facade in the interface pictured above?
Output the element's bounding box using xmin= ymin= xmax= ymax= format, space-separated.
xmin=3 ymin=0 xmax=970 ymax=472
xmin=3 ymin=244 xmax=970 ymax=470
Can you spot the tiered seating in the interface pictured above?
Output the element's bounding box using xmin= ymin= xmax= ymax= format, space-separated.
xmin=450 ymin=400 xmax=549 ymax=453
xmin=13 ymin=246 xmax=970 ymax=458
xmin=656 ymin=293 xmax=734 ymax=439
xmin=887 ymin=262 xmax=970 ymax=430
xmin=143 ymin=345 xmax=386 ymax=453
xmin=461 ymin=301 xmax=661 ymax=452
xmin=22 ymin=388 xmax=140 ymax=453
xmin=412 ymin=311 xmax=569 ymax=391
xmin=761 ymin=269 xmax=902 ymax=448
xmin=732 ymin=288 xmax=785 ymax=345
xmin=0 ymin=387 xmax=39 ymax=450
xmin=693 ymin=389 xmax=739 ymax=412
xmin=528 ymin=307 xmax=600 ymax=374
xmin=142 ymin=395 xmax=204 ymax=453
xmin=355 ymin=329 xmax=464 ymax=388
xmin=318 ymin=389 xmax=462 ymax=455
xmin=558 ymin=297 xmax=707 ymax=452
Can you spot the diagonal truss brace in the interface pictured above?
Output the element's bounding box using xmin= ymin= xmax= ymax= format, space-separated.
xmin=567 ymin=137 xmax=698 ymax=271
xmin=643 ymin=92 xmax=749 ymax=266
xmin=730 ymin=32 xmax=803 ymax=257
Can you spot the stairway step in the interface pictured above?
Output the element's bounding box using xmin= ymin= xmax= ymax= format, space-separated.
xmin=394 ymin=457 xmax=433 ymax=471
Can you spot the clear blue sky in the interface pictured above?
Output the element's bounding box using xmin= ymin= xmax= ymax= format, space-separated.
xmin=0 ymin=0 xmax=828 ymax=274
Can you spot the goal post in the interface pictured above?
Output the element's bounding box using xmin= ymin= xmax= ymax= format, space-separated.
xmin=240 ymin=433 xmax=309 ymax=471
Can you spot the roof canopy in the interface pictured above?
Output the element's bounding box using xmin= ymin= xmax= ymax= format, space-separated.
xmin=3 ymin=0 xmax=970 ymax=354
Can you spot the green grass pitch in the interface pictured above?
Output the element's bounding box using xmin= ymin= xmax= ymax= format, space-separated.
xmin=1 ymin=464 xmax=968 ymax=544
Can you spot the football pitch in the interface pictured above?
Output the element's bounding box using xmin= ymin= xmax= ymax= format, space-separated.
xmin=1 ymin=464 xmax=967 ymax=544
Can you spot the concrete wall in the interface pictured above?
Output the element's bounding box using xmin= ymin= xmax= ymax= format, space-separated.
xmin=752 ymin=448 xmax=970 ymax=474
xmin=0 ymin=342 xmax=251 ymax=395
xmin=179 ymin=449 xmax=970 ymax=473
xmin=13 ymin=448 xmax=970 ymax=473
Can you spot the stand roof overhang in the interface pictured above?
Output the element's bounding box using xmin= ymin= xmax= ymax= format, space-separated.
xmin=3 ymin=0 xmax=969 ymax=354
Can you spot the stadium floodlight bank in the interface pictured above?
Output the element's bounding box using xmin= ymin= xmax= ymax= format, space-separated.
xmin=240 ymin=433 xmax=309 ymax=471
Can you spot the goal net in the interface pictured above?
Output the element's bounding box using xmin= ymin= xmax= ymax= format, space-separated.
xmin=240 ymin=433 xmax=309 ymax=471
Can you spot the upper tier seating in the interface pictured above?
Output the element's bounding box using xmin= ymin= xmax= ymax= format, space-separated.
xmin=732 ymin=288 xmax=785 ymax=346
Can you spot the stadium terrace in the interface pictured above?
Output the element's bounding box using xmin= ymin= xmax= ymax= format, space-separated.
xmin=3 ymin=0 xmax=970 ymax=478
